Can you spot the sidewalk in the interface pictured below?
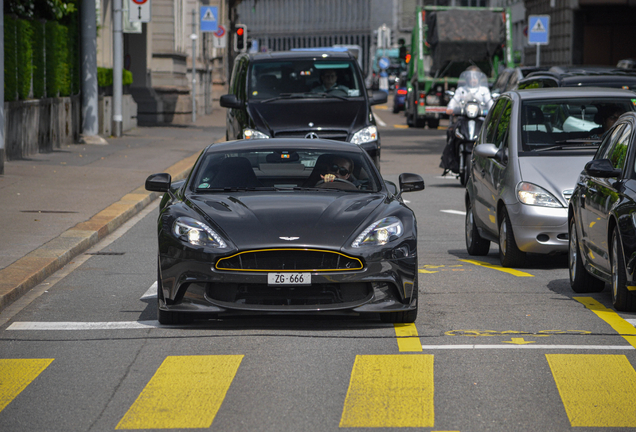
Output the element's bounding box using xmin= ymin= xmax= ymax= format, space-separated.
xmin=0 ymin=109 xmax=227 ymax=311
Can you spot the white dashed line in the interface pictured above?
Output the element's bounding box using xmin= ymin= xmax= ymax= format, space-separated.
xmin=440 ymin=210 xmax=466 ymax=216
xmin=7 ymin=321 xmax=160 ymax=330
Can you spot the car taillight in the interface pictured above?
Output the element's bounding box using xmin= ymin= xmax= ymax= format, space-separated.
xmin=397 ymin=89 xmax=407 ymax=95
xmin=418 ymin=91 xmax=426 ymax=105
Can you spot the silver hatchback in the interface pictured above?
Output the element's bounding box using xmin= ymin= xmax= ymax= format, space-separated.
xmin=465 ymin=87 xmax=636 ymax=267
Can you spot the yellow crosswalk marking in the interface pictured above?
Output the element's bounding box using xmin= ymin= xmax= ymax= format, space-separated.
xmin=394 ymin=323 xmax=423 ymax=352
xmin=340 ymin=355 xmax=434 ymax=427
xmin=0 ymin=358 xmax=54 ymax=412
xmin=547 ymin=354 xmax=636 ymax=427
xmin=116 ymin=355 xmax=243 ymax=430
xmin=459 ymin=259 xmax=534 ymax=277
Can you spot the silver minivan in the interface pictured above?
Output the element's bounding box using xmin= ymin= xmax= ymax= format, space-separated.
xmin=465 ymin=87 xmax=636 ymax=267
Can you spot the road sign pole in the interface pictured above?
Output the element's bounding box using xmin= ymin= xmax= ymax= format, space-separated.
xmin=113 ymin=0 xmax=123 ymax=137
xmin=191 ymin=9 xmax=197 ymax=123
xmin=536 ymin=44 xmax=540 ymax=67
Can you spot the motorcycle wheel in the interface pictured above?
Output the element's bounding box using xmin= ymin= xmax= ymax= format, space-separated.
xmin=460 ymin=154 xmax=470 ymax=186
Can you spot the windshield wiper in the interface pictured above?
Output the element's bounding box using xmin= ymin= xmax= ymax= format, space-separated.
xmin=259 ymin=93 xmax=310 ymax=103
xmin=553 ymin=138 xmax=601 ymax=145
xmin=312 ymin=92 xmax=348 ymax=101
xmin=532 ymin=143 xmax=599 ymax=152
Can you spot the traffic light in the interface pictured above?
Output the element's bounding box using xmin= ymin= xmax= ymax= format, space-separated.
xmin=234 ymin=25 xmax=247 ymax=52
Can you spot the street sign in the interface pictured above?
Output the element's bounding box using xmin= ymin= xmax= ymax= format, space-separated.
xmin=528 ymin=15 xmax=549 ymax=45
xmin=128 ymin=0 xmax=150 ymax=23
xmin=200 ymin=6 xmax=218 ymax=33
xmin=213 ymin=25 xmax=227 ymax=48
xmin=378 ymin=57 xmax=390 ymax=70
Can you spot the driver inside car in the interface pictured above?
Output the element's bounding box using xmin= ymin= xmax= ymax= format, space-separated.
xmin=321 ymin=156 xmax=353 ymax=183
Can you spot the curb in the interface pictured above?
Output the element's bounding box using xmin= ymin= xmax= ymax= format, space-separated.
xmin=0 ymin=151 xmax=202 ymax=312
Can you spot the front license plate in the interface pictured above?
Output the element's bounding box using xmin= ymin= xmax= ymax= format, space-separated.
xmin=268 ymin=273 xmax=311 ymax=285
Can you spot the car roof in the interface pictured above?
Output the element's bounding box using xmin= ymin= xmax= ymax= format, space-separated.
xmin=509 ymin=87 xmax=636 ymax=100
xmin=204 ymin=138 xmax=365 ymax=153
xmin=246 ymin=51 xmax=355 ymax=62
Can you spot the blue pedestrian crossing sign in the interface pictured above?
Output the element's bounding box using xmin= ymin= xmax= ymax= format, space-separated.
xmin=528 ymin=15 xmax=550 ymax=45
xmin=200 ymin=6 xmax=218 ymax=33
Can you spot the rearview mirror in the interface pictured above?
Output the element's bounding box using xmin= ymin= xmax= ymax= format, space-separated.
xmin=474 ymin=143 xmax=499 ymax=159
xmin=370 ymin=91 xmax=388 ymax=106
xmin=584 ymin=159 xmax=622 ymax=178
xmin=220 ymin=94 xmax=243 ymax=109
xmin=399 ymin=173 xmax=425 ymax=193
xmin=145 ymin=173 xmax=171 ymax=192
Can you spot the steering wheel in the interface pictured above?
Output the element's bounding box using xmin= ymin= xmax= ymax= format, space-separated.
xmin=315 ymin=178 xmax=358 ymax=190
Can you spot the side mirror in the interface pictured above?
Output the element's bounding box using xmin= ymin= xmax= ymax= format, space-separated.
xmin=584 ymin=159 xmax=622 ymax=178
xmin=445 ymin=90 xmax=455 ymax=98
xmin=370 ymin=91 xmax=388 ymax=106
xmin=398 ymin=173 xmax=425 ymax=193
xmin=219 ymin=94 xmax=243 ymax=109
xmin=474 ymin=143 xmax=499 ymax=159
xmin=145 ymin=173 xmax=171 ymax=192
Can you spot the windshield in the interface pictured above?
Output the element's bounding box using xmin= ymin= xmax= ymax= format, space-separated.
xmin=457 ymin=70 xmax=489 ymax=90
xmin=192 ymin=148 xmax=381 ymax=193
xmin=248 ymin=60 xmax=363 ymax=100
xmin=520 ymin=98 xmax=636 ymax=152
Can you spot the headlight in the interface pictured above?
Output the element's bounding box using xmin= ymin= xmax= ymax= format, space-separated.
xmin=172 ymin=217 xmax=228 ymax=248
xmin=243 ymin=128 xmax=269 ymax=139
xmin=465 ymin=103 xmax=480 ymax=119
xmin=516 ymin=182 xmax=563 ymax=208
xmin=351 ymin=125 xmax=378 ymax=144
xmin=352 ymin=216 xmax=404 ymax=248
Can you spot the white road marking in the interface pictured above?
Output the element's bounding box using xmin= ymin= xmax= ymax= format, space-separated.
xmin=421 ymin=345 xmax=634 ymax=350
xmin=7 ymin=321 xmax=160 ymax=330
xmin=435 ymin=175 xmax=457 ymax=180
xmin=627 ymin=319 xmax=636 ymax=327
xmin=441 ymin=209 xmax=466 ymax=216
xmin=374 ymin=113 xmax=387 ymax=127
xmin=141 ymin=282 xmax=157 ymax=300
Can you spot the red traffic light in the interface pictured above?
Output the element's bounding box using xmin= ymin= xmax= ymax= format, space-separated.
xmin=237 ymin=28 xmax=244 ymax=36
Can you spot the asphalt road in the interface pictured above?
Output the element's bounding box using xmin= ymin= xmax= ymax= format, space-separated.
xmin=1 ymin=103 xmax=636 ymax=431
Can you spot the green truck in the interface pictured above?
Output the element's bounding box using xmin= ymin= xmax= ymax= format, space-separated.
xmin=405 ymin=6 xmax=514 ymax=128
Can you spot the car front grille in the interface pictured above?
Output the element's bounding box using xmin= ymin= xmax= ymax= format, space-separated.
xmin=273 ymin=130 xmax=349 ymax=141
xmin=215 ymin=249 xmax=363 ymax=272
xmin=206 ymin=282 xmax=372 ymax=306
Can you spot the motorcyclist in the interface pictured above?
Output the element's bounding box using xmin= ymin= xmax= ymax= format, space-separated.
xmin=441 ymin=66 xmax=493 ymax=184
xmin=445 ymin=66 xmax=493 ymax=116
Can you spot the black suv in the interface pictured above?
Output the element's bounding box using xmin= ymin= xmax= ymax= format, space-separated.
xmin=220 ymin=51 xmax=387 ymax=168
xmin=518 ymin=66 xmax=636 ymax=90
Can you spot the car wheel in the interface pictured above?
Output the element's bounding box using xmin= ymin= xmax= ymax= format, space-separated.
xmin=466 ymin=203 xmax=490 ymax=255
xmin=569 ymin=217 xmax=604 ymax=293
xmin=406 ymin=109 xmax=414 ymax=127
xmin=380 ymin=280 xmax=418 ymax=323
xmin=611 ymin=227 xmax=636 ymax=311
xmin=428 ymin=119 xmax=440 ymax=129
xmin=392 ymin=105 xmax=399 ymax=114
xmin=498 ymin=208 xmax=525 ymax=267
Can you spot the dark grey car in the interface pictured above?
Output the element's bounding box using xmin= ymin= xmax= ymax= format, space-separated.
xmin=465 ymin=87 xmax=636 ymax=267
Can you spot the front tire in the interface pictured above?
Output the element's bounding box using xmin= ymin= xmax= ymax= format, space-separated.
xmin=569 ymin=217 xmax=604 ymax=293
xmin=611 ymin=227 xmax=636 ymax=311
xmin=459 ymin=152 xmax=470 ymax=186
xmin=466 ymin=202 xmax=490 ymax=255
xmin=157 ymin=262 xmax=193 ymax=325
xmin=498 ymin=208 xmax=525 ymax=267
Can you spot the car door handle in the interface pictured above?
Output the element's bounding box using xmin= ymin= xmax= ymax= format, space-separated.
xmin=588 ymin=187 xmax=598 ymax=194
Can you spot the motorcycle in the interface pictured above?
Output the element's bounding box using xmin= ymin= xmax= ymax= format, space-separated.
xmin=440 ymin=98 xmax=487 ymax=186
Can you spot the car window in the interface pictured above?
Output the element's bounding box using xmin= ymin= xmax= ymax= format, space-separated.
xmin=192 ymin=148 xmax=380 ymax=193
xmin=483 ymin=98 xmax=508 ymax=144
xmin=519 ymin=98 xmax=635 ymax=152
xmin=494 ymin=100 xmax=512 ymax=150
xmin=248 ymin=60 xmax=363 ymax=100
xmin=492 ymin=71 xmax=511 ymax=94
xmin=600 ymin=123 xmax=631 ymax=171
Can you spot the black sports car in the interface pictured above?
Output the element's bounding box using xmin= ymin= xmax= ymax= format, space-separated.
xmin=146 ymin=138 xmax=424 ymax=324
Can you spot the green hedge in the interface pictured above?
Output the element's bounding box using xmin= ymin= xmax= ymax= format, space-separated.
xmin=97 ymin=67 xmax=134 ymax=88
xmin=4 ymin=12 xmax=81 ymax=101
xmin=4 ymin=16 xmax=18 ymax=101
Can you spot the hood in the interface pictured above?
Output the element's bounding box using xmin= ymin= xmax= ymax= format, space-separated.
xmin=190 ymin=192 xmax=385 ymax=250
xmin=518 ymin=155 xmax=591 ymax=205
xmin=248 ymin=99 xmax=369 ymax=137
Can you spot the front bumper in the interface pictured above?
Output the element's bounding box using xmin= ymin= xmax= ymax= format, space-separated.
xmin=507 ymin=202 xmax=569 ymax=254
xmin=158 ymin=248 xmax=417 ymax=317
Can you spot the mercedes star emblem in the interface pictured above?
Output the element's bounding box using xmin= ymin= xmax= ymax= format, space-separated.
xmin=305 ymin=132 xmax=319 ymax=139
